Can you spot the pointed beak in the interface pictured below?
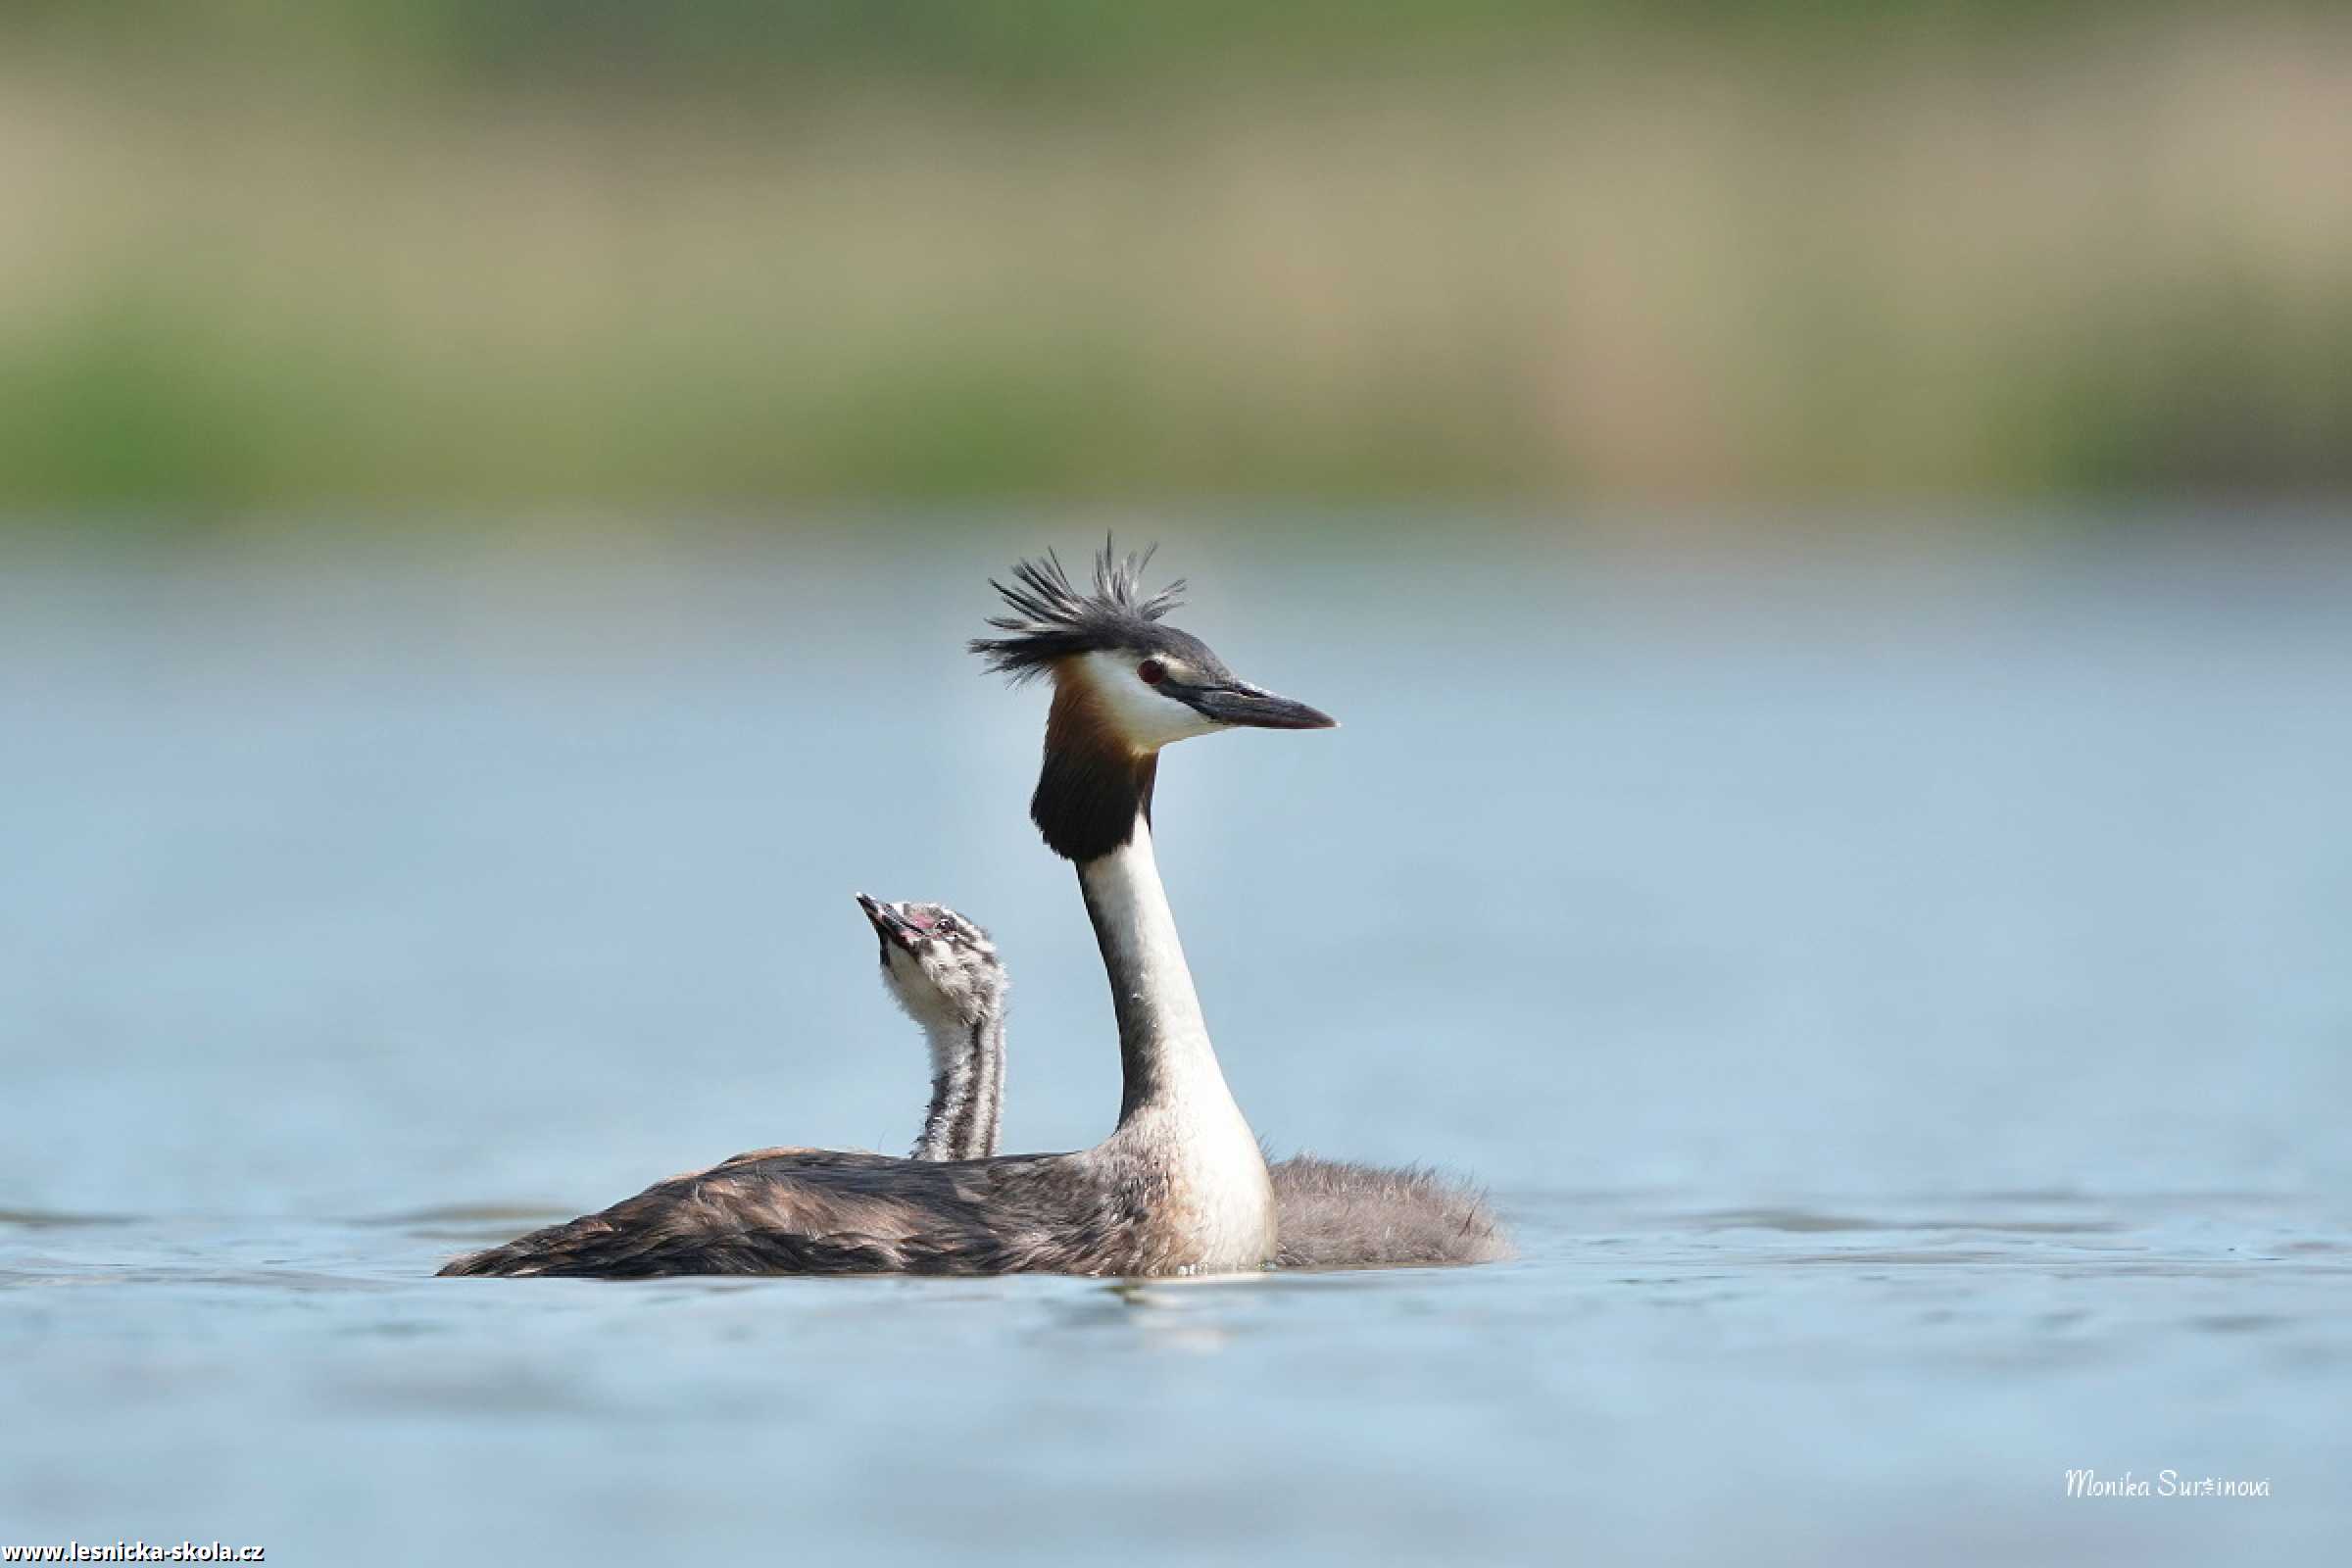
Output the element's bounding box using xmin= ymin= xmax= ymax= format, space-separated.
xmin=856 ymin=893 xmax=916 ymax=951
xmin=1176 ymin=679 xmax=1338 ymax=731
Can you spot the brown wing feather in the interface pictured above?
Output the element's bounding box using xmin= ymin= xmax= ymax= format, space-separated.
xmin=437 ymin=1149 xmax=1159 ymax=1278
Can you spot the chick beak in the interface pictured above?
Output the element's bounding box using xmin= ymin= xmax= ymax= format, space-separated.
xmin=855 ymin=893 xmax=917 ymax=952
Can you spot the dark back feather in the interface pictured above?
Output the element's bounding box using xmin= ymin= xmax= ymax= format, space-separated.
xmin=438 ymin=1146 xmax=1192 ymax=1279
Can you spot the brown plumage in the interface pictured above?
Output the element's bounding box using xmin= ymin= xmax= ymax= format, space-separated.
xmin=435 ymin=1148 xmax=1511 ymax=1277
xmin=439 ymin=1146 xmax=1196 ymax=1278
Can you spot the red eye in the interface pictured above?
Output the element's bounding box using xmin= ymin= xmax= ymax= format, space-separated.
xmin=1138 ymin=659 xmax=1166 ymax=685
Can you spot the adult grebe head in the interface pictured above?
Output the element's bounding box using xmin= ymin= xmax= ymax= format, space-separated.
xmin=969 ymin=539 xmax=1337 ymax=859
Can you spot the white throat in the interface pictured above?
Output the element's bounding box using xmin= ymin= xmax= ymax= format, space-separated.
xmin=1080 ymin=814 xmax=1274 ymax=1267
xmin=1072 ymin=649 xmax=1221 ymax=750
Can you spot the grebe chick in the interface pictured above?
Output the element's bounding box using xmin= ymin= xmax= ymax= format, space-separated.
xmin=877 ymin=900 xmax=1509 ymax=1267
xmin=440 ymin=541 xmax=1333 ymax=1279
xmin=858 ymin=894 xmax=1006 ymax=1162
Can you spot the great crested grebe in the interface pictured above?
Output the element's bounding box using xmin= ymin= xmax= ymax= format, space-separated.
xmin=440 ymin=542 xmax=1331 ymax=1278
xmin=858 ymin=894 xmax=1508 ymax=1268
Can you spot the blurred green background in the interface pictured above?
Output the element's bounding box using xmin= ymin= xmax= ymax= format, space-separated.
xmin=3 ymin=1 xmax=2347 ymax=519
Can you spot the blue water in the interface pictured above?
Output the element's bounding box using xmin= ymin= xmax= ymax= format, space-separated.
xmin=3 ymin=522 xmax=2347 ymax=1562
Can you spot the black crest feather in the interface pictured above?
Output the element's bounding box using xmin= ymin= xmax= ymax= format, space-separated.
xmin=969 ymin=537 xmax=1186 ymax=683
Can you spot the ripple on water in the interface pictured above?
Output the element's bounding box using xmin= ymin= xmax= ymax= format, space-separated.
xmin=0 ymin=1209 xmax=137 ymax=1229
xmin=1689 ymin=1206 xmax=2125 ymax=1236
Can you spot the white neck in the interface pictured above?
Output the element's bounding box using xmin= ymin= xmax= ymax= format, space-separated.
xmin=1079 ymin=814 xmax=1274 ymax=1266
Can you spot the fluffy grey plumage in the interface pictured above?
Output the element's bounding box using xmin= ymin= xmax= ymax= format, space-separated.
xmin=859 ymin=895 xmax=1006 ymax=1162
xmin=1268 ymin=1155 xmax=1512 ymax=1269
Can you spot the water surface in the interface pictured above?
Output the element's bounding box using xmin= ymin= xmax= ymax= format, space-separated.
xmin=3 ymin=524 xmax=2346 ymax=1562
